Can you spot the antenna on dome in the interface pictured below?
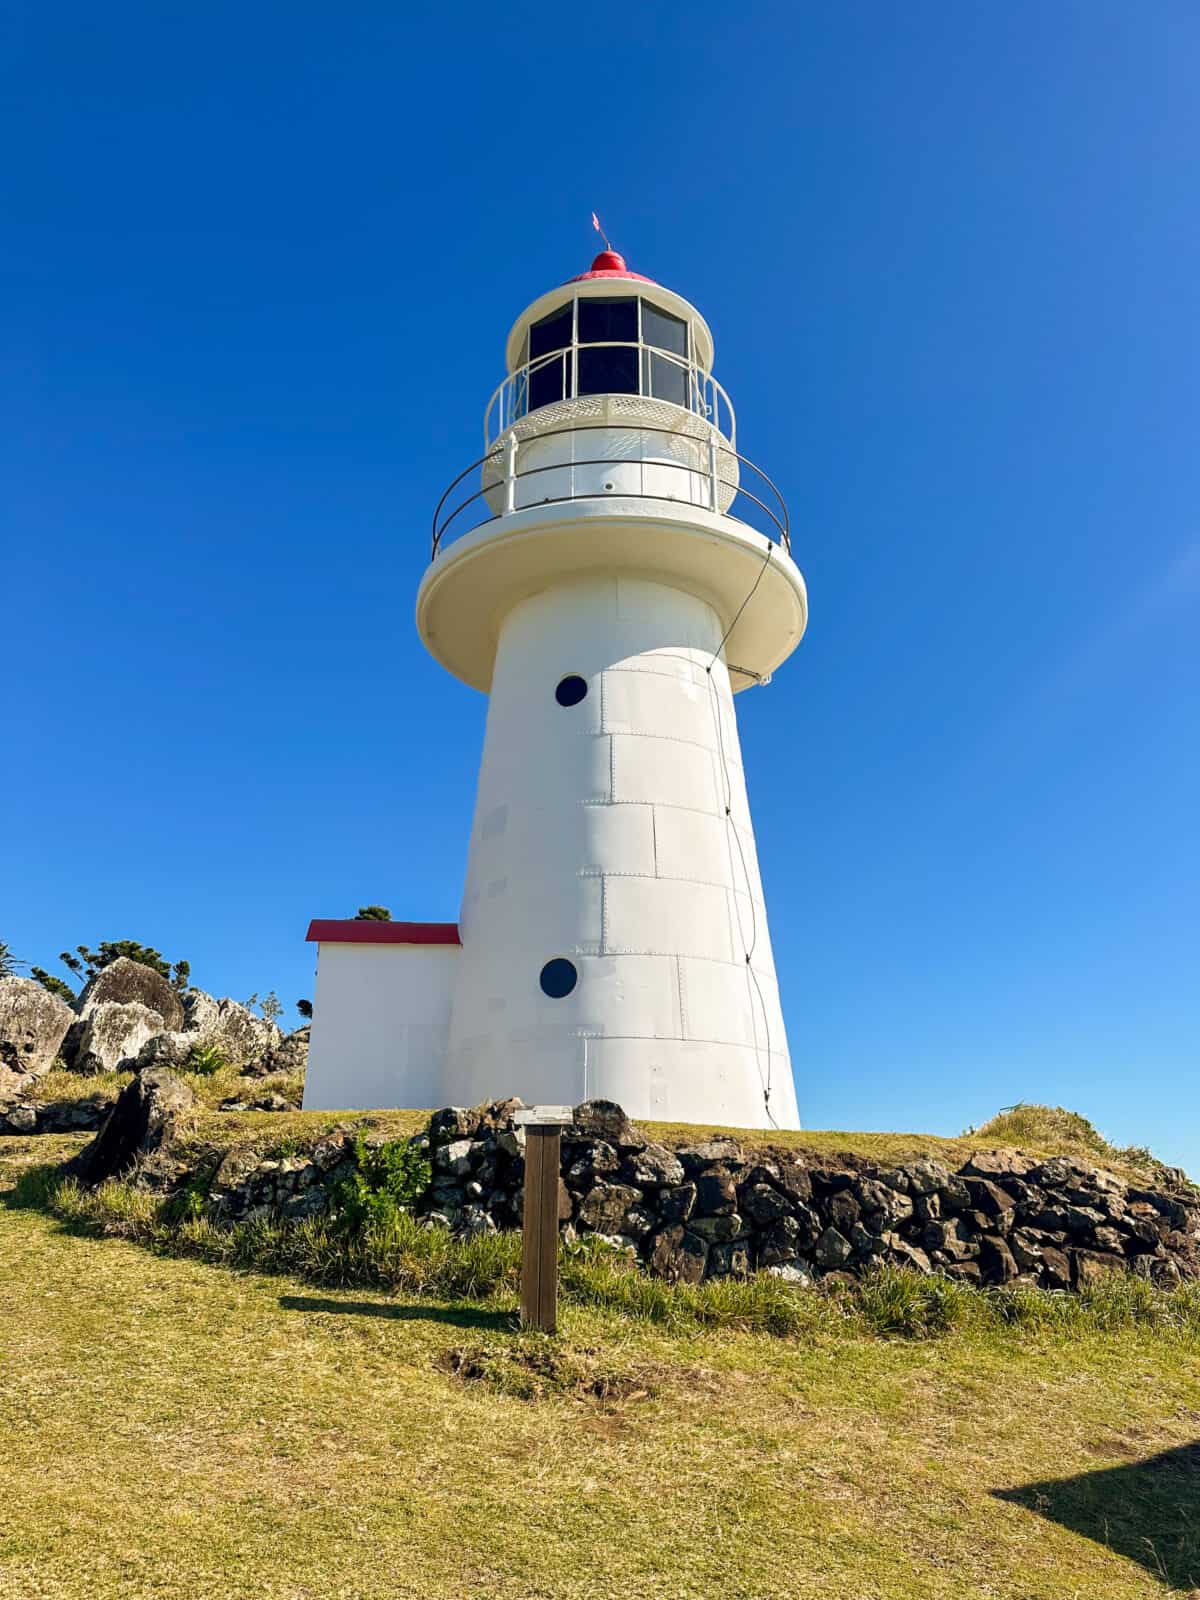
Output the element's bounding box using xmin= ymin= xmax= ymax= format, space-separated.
xmin=590 ymin=210 xmax=613 ymax=252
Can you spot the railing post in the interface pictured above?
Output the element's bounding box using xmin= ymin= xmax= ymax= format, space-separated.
xmin=504 ymin=431 xmax=518 ymax=515
xmin=708 ymin=431 xmax=720 ymax=513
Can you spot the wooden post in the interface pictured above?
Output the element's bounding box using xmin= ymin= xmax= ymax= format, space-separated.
xmin=515 ymin=1106 xmax=571 ymax=1333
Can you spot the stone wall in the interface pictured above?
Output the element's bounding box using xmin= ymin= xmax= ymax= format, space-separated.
xmin=201 ymin=1098 xmax=1200 ymax=1292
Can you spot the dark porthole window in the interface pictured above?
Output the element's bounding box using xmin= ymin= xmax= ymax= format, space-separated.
xmin=540 ymin=958 xmax=578 ymax=999
xmin=555 ymin=674 xmax=588 ymax=707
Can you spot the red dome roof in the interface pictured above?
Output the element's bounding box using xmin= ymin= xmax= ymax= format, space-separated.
xmin=568 ymin=249 xmax=657 ymax=285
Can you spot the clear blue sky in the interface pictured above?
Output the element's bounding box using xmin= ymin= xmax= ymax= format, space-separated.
xmin=4 ymin=4 xmax=1197 ymax=1169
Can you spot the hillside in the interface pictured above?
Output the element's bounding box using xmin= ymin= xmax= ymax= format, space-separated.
xmin=2 ymin=1111 xmax=1198 ymax=1599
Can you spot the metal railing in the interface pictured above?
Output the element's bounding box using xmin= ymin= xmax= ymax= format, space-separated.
xmin=431 ymin=421 xmax=789 ymax=560
xmin=483 ymin=342 xmax=736 ymax=448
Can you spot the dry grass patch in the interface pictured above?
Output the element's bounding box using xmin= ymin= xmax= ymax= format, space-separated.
xmin=1 ymin=1144 xmax=1198 ymax=1599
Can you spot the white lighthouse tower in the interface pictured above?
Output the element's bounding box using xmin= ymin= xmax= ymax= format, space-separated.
xmin=414 ymin=246 xmax=808 ymax=1130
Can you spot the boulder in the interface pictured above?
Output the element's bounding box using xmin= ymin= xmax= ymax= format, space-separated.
xmin=77 ymin=959 xmax=184 ymax=1032
xmin=2 ymin=1102 xmax=38 ymax=1133
xmin=814 ymin=1225 xmax=853 ymax=1269
xmin=677 ymin=1136 xmax=744 ymax=1172
xmin=0 ymin=978 xmax=74 ymax=1080
xmin=577 ymin=1181 xmax=642 ymax=1234
xmin=648 ymin=1225 xmax=707 ymax=1284
xmin=246 ymin=1026 xmax=309 ymax=1079
xmin=71 ymin=1001 xmax=166 ymax=1074
xmin=658 ymin=1182 xmax=697 ymax=1224
xmin=962 ymin=1149 xmax=1038 ymax=1181
xmin=68 ymin=1068 xmax=196 ymax=1186
xmin=906 ymin=1158 xmax=953 ymax=1196
xmin=978 ymin=1235 xmax=1019 ymax=1284
xmin=572 ymin=1099 xmax=645 ymax=1151
xmin=694 ymin=1167 xmax=738 ymax=1215
xmin=1072 ymin=1249 xmax=1127 ymax=1288
xmin=623 ymin=1142 xmax=684 ymax=1188
xmin=139 ymin=995 xmax=280 ymax=1071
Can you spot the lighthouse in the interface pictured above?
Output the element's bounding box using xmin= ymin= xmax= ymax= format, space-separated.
xmin=304 ymin=246 xmax=808 ymax=1129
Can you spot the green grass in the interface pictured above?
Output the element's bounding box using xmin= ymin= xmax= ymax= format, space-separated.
xmin=0 ymin=1136 xmax=1198 ymax=1599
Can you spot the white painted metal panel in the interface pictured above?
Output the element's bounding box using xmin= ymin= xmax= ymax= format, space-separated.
xmin=303 ymin=942 xmax=458 ymax=1111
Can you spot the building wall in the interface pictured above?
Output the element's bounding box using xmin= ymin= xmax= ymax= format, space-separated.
xmin=303 ymin=942 xmax=459 ymax=1111
xmin=443 ymin=573 xmax=799 ymax=1129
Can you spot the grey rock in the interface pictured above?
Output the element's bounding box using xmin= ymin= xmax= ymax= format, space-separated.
xmin=1092 ymin=1225 xmax=1125 ymax=1254
xmin=0 ymin=978 xmax=74 ymax=1080
xmin=658 ymin=1182 xmax=697 ymax=1224
xmin=906 ymin=1158 xmax=953 ymax=1196
xmin=1072 ymin=1249 xmax=1126 ymax=1287
xmin=71 ymin=1001 xmax=166 ymax=1074
xmin=883 ymin=1236 xmax=933 ymax=1274
xmin=1066 ymin=1205 xmax=1106 ymax=1236
xmin=578 ymin=1181 xmax=642 ymax=1234
xmin=248 ymin=1026 xmax=309 ymax=1079
xmin=766 ymin=1261 xmax=812 ymax=1284
xmin=428 ymin=1106 xmax=483 ymax=1143
xmin=741 ymin=1182 xmax=792 ymax=1225
xmin=979 ymin=1235 xmax=1019 ymax=1284
xmin=938 ymin=1175 xmax=972 ymax=1213
xmin=1040 ymin=1246 xmax=1072 ymax=1288
xmin=707 ymin=1239 xmax=752 ymax=1279
xmin=572 ymin=1099 xmax=645 ymax=1151
xmin=623 ymin=1142 xmax=684 ymax=1188
xmin=565 ymin=1139 xmax=619 ymax=1184
xmin=4 ymin=1102 xmax=38 ymax=1134
xmin=760 ymin=1215 xmax=811 ymax=1267
xmin=648 ymin=1225 xmax=707 ymax=1284
xmin=694 ymin=1167 xmax=738 ymax=1215
xmin=962 ymin=1149 xmax=1038 ymax=1180
xmin=963 ymin=1177 xmax=1017 ymax=1217
xmin=77 ymin=959 xmax=184 ymax=1032
xmin=814 ymin=1225 xmax=852 ymax=1269
xmin=435 ymin=1139 xmax=475 ymax=1177
xmin=828 ymin=1191 xmax=861 ymax=1233
xmin=68 ymin=1068 xmax=196 ymax=1185
xmin=677 ymin=1136 xmax=744 ymax=1172
xmin=141 ymin=992 xmax=278 ymax=1071
xmin=688 ymin=1212 xmax=745 ymax=1243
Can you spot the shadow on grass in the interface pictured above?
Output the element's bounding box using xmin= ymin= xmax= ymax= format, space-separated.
xmin=994 ymin=1441 xmax=1200 ymax=1590
xmin=279 ymin=1293 xmax=515 ymax=1331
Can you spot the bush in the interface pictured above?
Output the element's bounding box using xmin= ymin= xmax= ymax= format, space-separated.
xmin=186 ymin=1042 xmax=230 ymax=1076
xmin=332 ymin=1136 xmax=432 ymax=1232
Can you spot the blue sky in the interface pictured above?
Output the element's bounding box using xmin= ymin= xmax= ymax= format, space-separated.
xmin=3 ymin=3 xmax=1197 ymax=1169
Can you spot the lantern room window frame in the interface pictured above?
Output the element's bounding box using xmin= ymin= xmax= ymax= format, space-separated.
xmin=510 ymin=293 xmax=700 ymax=421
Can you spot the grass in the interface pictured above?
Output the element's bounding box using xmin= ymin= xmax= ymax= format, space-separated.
xmin=0 ymin=1135 xmax=1198 ymax=1599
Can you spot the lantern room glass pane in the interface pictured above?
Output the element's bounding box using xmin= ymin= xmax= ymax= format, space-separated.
xmin=643 ymin=350 xmax=688 ymax=407
xmin=641 ymin=300 xmax=687 ymax=357
xmin=577 ymin=297 xmax=637 ymax=345
xmin=577 ymin=344 xmax=638 ymax=396
xmin=527 ymin=305 xmax=573 ymax=410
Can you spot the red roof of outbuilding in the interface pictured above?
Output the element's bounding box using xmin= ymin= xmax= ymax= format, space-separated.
xmin=306 ymin=919 xmax=461 ymax=946
xmin=568 ymin=249 xmax=656 ymax=285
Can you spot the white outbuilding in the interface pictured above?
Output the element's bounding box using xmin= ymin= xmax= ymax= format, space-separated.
xmin=304 ymin=247 xmax=808 ymax=1127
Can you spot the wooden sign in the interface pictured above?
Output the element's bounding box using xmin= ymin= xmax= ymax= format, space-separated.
xmin=515 ymin=1107 xmax=572 ymax=1332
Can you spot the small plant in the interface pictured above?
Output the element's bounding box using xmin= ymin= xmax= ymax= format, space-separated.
xmin=185 ymin=1042 xmax=230 ymax=1076
xmin=354 ymin=905 xmax=392 ymax=922
xmin=0 ymin=940 xmax=24 ymax=979
xmin=332 ymin=1136 xmax=432 ymax=1232
xmin=296 ymin=999 xmax=313 ymax=1020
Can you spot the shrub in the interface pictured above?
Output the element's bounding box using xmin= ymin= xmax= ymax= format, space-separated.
xmin=332 ymin=1136 xmax=432 ymax=1232
xmin=185 ymin=1042 xmax=230 ymax=1076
